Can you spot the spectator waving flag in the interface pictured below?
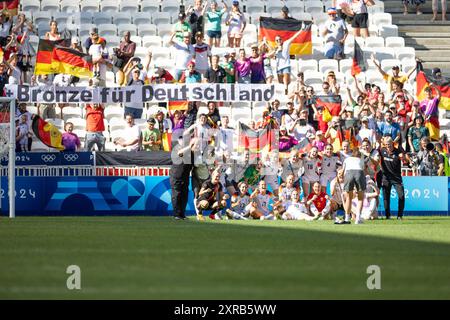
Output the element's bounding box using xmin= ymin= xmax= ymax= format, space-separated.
xmin=238 ymin=122 xmax=276 ymax=154
xmin=315 ymin=95 xmax=342 ymax=117
xmin=351 ymin=41 xmax=367 ymax=77
xmin=31 ymin=115 xmax=65 ymax=151
xmin=259 ymin=17 xmax=312 ymax=56
xmin=0 ymin=0 xmax=19 ymax=16
xmin=416 ymin=70 xmax=450 ymax=111
xmin=35 ymin=39 xmax=68 ymax=75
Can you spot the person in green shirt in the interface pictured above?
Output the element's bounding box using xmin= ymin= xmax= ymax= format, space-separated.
xmin=219 ymin=51 xmax=235 ymax=83
xmin=142 ymin=118 xmax=162 ymax=151
xmin=407 ymin=115 xmax=430 ymax=153
xmin=205 ymin=0 xmax=228 ymax=47
xmin=173 ymin=12 xmax=192 ymax=43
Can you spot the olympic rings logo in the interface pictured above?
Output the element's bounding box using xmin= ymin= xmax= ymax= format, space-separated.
xmin=41 ymin=154 xmax=57 ymax=163
xmin=64 ymin=154 xmax=79 ymax=162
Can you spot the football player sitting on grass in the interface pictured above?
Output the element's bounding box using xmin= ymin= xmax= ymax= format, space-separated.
xmin=225 ymin=182 xmax=250 ymax=220
xmin=246 ymin=180 xmax=276 ymax=220
xmin=306 ymin=181 xmax=332 ymax=220
xmin=196 ymin=169 xmax=230 ymax=221
xmin=281 ymin=189 xmax=313 ymax=221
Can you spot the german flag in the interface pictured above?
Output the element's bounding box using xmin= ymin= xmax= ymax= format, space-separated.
xmin=259 ymin=17 xmax=312 ymax=56
xmin=416 ymin=70 xmax=450 ymax=111
xmin=0 ymin=0 xmax=19 ymax=16
xmin=168 ymin=101 xmax=189 ymax=111
xmin=315 ymin=95 xmax=342 ymax=117
xmin=238 ymin=122 xmax=276 ymax=154
xmin=351 ymin=41 xmax=367 ymax=77
xmin=31 ymin=115 xmax=65 ymax=151
xmin=51 ymin=45 xmax=93 ymax=78
xmin=34 ymin=39 xmax=68 ymax=75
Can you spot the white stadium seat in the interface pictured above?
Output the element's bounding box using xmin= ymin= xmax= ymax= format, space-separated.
xmin=266 ymin=4 xmax=284 ymax=15
xmin=339 ymin=59 xmax=353 ymax=74
xmin=60 ymin=0 xmax=80 ymax=13
xmin=161 ymin=0 xmax=181 ymax=14
xmin=100 ymin=0 xmax=120 ymax=13
xmin=298 ymin=59 xmax=318 ymax=73
xmin=157 ymin=24 xmax=173 ymax=38
xmin=371 ymin=47 xmax=395 ymax=60
xmin=104 ymin=106 xmax=124 ymax=121
xmin=62 ymin=107 xmax=83 ymax=121
xmin=364 ymin=70 xmax=384 ymax=85
xmin=81 ymin=0 xmax=99 ymax=13
xmin=98 ymin=24 xmax=118 ymax=37
xmin=113 ymin=12 xmax=133 ymax=25
xmin=33 ymin=12 xmax=52 ymax=26
xmin=379 ymin=24 xmax=398 ymax=38
xmin=293 ymin=12 xmax=313 ymax=21
xmin=364 ymin=37 xmax=384 ymax=48
xmin=120 ymin=0 xmax=140 ymax=14
xmin=134 ymin=47 xmax=149 ymax=60
xmin=153 ymin=12 xmax=171 ymax=25
xmin=79 ymin=24 xmax=97 ymax=38
xmin=37 ymin=23 xmax=51 ymax=37
xmin=385 ymin=37 xmax=405 ymax=48
xmin=246 ymin=1 xmax=265 ymax=16
xmin=130 ymin=36 xmax=142 ymax=47
xmin=41 ymin=0 xmax=60 ymax=12
xmin=53 ymin=12 xmax=73 ymax=26
xmin=141 ymin=0 xmax=160 ymax=14
xmin=138 ymin=24 xmax=158 ymax=37
xmin=370 ymin=12 xmax=392 ymax=27
xmin=305 ymin=1 xmax=324 ymax=16
xmin=93 ymin=12 xmax=113 ymax=25
xmin=285 ymin=1 xmax=305 ymax=13
xmin=142 ymin=36 xmax=163 ymax=48
xmin=73 ymin=12 xmax=93 ymax=25
xmin=109 ymin=117 xmax=126 ymax=132
xmin=304 ymin=71 xmax=324 ymax=85
xmin=396 ymin=47 xmax=416 ymax=61
xmin=381 ymin=59 xmax=402 ymax=73
xmin=133 ymin=13 xmax=153 ymax=27
xmin=247 ymin=11 xmax=266 ymax=24
xmin=318 ymin=59 xmax=339 ymax=74
xmin=22 ymin=0 xmax=41 ymax=12
xmin=66 ymin=118 xmax=86 ymax=131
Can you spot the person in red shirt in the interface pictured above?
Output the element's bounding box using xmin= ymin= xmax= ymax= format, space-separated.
xmin=394 ymin=92 xmax=412 ymax=121
xmin=306 ymin=181 xmax=331 ymax=219
xmin=148 ymin=67 xmax=175 ymax=84
xmin=85 ymin=103 xmax=106 ymax=151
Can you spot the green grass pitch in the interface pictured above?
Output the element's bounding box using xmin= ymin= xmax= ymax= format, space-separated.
xmin=0 ymin=216 xmax=450 ymax=299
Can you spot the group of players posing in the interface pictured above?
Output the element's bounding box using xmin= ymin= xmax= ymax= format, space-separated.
xmin=194 ymin=139 xmax=380 ymax=223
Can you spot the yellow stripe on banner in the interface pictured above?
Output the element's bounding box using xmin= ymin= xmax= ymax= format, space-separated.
xmin=266 ymin=40 xmax=313 ymax=56
xmin=55 ymin=61 xmax=93 ymax=78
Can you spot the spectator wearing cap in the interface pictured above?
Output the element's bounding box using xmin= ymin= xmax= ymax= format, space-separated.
xmin=431 ymin=67 xmax=447 ymax=84
xmin=70 ymin=37 xmax=82 ymax=52
xmin=84 ymin=27 xmax=99 ymax=53
xmin=173 ymin=12 xmax=192 ymax=43
xmin=219 ymin=50 xmax=235 ymax=83
xmin=325 ymin=116 xmax=343 ymax=152
xmin=357 ymin=116 xmax=377 ymax=147
xmin=204 ymin=54 xmax=226 ymax=83
xmin=407 ymin=115 xmax=429 ymax=153
xmin=193 ymin=32 xmax=212 ymax=77
xmin=113 ymin=31 xmax=136 ymax=71
xmin=179 ymin=60 xmax=202 ymax=83
xmin=322 ymin=8 xmax=348 ymax=60
xmin=124 ymin=67 xmax=145 ymax=119
xmin=148 ymin=66 xmax=175 ymax=84
xmin=142 ymin=118 xmax=162 ymax=152
xmin=44 ymin=20 xmax=61 ymax=41
xmin=372 ymin=54 xmax=417 ymax=93
xmin=169 ymin=31 xmax=195 ymax=81
xmin=186 ymin=0 xmax=208 ymax=44
xmin=431 ymin=0 xmax=447 ymax=21
xmin=205 ymin=1 xmax=228 ymax=47
xmin=114 ymin=114 xmax=141 ymax=152
xmin=226 ymin=1 xmax=246 ymax=48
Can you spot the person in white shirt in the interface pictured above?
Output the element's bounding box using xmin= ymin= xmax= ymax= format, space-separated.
xmin=114 ymin=114 xmax=141 ymax=151
xmin=356 ymin=116 xmax=377 ymax=147
xmin=320 ymin=144 xmax=342 ymax=191
xmin=193 ymin=31 xmax=212 ymax=77
xmin=169 ymin=31 xmax=195 ymax=81
xmin=342 ymin=148 xmax=366 ymax=224
xmin=88 ymin=36 xmax=111 ymax=86
xmin=281 ymin=189 xmax=312 ymax=221
xmin=322 ymin=8 xmax=348 ymax=60
xmin=215 ymin=116 xmax=234 ymax=158
xmin=265 ymin=28 xmax=305 ymax=94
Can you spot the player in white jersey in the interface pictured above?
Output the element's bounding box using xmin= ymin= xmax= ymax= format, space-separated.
xmin=338 ymin=140 xmax=352 ymax=162
xmin=302 ymin=147 xmax=322 ymax=197
xmin=320 ymin=144 xmax=342 ymax=192
xmin=330 ymin=169 xmax=348 ymax=224
xmin=226 ymin=182 xmax=250 ymax=220
xmin=278 ymin=174 xmax=301 ymax=202
xmin=282 ymin=189 xmax=314 ymax=221
xmin=262 ymin=151 xmax=280 ymax=196
xmin=246 ymin=180 xmax=275 ymax=220
xmin=280 ymin=150 xmax=304 ymax=187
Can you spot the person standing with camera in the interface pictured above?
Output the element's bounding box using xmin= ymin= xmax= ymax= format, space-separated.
xmin=380 ymin=137 xmax=409 ymax=220
xmin=418 ymin=142 xmax=444 ymax=176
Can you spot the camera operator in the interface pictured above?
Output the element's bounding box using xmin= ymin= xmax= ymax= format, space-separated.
xmin=418 ymin=142 xmax=444 ymax=176
xmin=113 ymin=31 xmax=136 ymax=71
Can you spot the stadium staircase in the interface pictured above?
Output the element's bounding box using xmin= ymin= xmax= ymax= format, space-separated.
xmin=383 ymin=0 xmax=450 ymax=135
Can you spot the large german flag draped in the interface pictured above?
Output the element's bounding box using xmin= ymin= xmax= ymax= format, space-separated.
xmin=238 ymin=122 xmax=276 ymax=153
xmin=0 ymin=0 xmax=19 ymax=16
xmin=416 ymin=70 xmax=450 ymax=111
xmin=35 ymin=39 xmax=69 ymax=75
xmin=316 ymin=95 xmax=342 ymax=117
xmin=51 ymin=45 xmax=93 ymax=78
xmin=35 ymin=40 xmax=93 ymax=78
xmin=31 ymin=115 xmax=65 ymax=151
xmin=259 ymin=17 xmax=312 ymax=56
xmin=351 ymin=41 xmax=367 ymax=77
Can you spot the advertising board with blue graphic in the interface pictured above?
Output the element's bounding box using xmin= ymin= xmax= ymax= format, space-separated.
xmin=1 ymin=176 xmax=449 ymax=216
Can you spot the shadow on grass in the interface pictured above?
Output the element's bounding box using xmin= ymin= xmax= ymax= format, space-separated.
xmin=0 ymin=217 xmax=449 ymax=299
